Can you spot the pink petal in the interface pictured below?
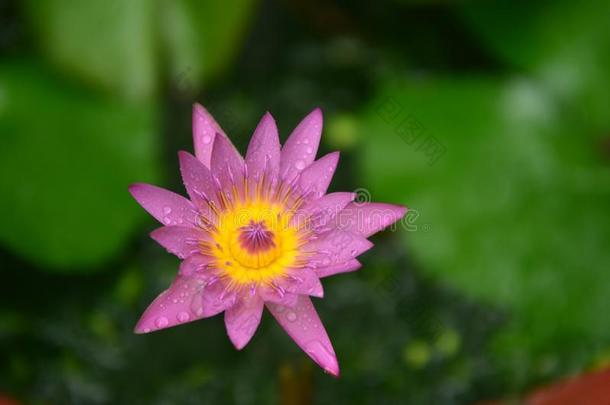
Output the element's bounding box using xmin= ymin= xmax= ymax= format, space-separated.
xmin=267 ymin=296 xmax=339 ymax=377
xmin=201 ymin=279 xmax=237 ymax=317
xmin=306 ymin=228 xmax=373 ymax=268
xmin=259 ymin=285 xmax=299 ymax=307
xmin=245 ymin=112 xmax=280 ymax=181
xmin=298 ymin=152 xmax=340 ymax=198
xmin=128 ymin=183 xmax=198 ymax=226
xmin=179 ymin=254 xmax=215 ymax=277
xmin=280 ymin=267 xmax=324 ymax=298
xmin=192 ymin=103 xmax=227 ymax=168
xmin=211 ymin=131 xmax=245 ymax=190
xmin=224 ymin=294 xmax=264 ymax=349
xmin=291 ymin=192 xmax=356 ymax=229
xmin=178 ymin=151 xmax=218 ymax=209
xmin=280 ymin=108 xmax=323 ymax=181
xmin=335 ymin=202 xmax=407 ymax=237
xmin=150 ymin=226 xmax=205 ymax=259
xmin=134 ymin=273 xmax=208 ymax=333
xmin=316 ymin=259 xmax=362 ymax=278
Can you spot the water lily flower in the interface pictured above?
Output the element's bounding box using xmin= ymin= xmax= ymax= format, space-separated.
xmin=129 ymin=104 xmax=407 ymax=376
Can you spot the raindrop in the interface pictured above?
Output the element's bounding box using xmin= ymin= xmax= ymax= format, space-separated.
xmin=177 ymin=312 xmax=190 ymax=322
xmin=306 ymin=146 xmax=313 ymax=154
xmin=202 ymin=134 xmax=212 ymax=144
xmin=163 ymin=206 xmax=172 ymax=215
xmin=286 ymin=311 xmax=297 ymax=322
xmin=155 ymin=316 xmax=169 ymax=328
xmin=295 ymin=160 xmax=306 ymax=170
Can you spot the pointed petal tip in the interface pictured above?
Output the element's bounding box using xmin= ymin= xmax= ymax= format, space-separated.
xmin=177 ymin=150 xmax=192 ymax=159
xmin=325 ymin=363 xmax=340 ymax=378
xmin=192 ymin=102 xmax=206 ymax=114
xmin=127 ymin=182 xmax=144 ymax=195
xmin=256 ymin=112 xmax=278 ymax=132
xmin=133 ymin=320 xmax=151 ymax=334
xmin=231 ymin=338 xmax=249 ymax=351
xmin=177 ymin=150 xmax=199 ymax=170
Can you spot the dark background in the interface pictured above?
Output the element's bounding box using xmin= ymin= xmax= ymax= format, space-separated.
xmin=1 ymin=0 xmax=609 ymax=404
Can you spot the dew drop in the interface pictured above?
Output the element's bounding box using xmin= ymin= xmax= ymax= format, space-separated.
xmin=202 ymin=134 xmax=212 ymax=144
xmin=303 ymin=139 xmax=309 ymax=144
xmin=163 ymin=206 xmax=172 ymax=215
xmin=295 ymin=160 xmax=306 ymax=170
xmin=177 ymin=311 xmax=190 ymax=322
xmin=155 ymin=316 xmax=169 ymax=328
xmin=163 ymin=217 xmax=172 ymax=225
xmin=286 ymin=311 xmax=297 ymax=322
xmin=306 ymin=146 xmax=313 ymax=153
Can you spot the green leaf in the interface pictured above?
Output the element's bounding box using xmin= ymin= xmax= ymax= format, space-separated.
xmin=161 ymin=0 xmax=258 ymax=90
xmin=24 ymin=0 xmax=158 ymax=101
xmin=359 ymin=75 xmax=610 ymax=371
xmin=460 ymin=0 xmax=610 ymax=130
xmin=0 ymin=61 xmax=161 ymax=270
xmin=23 ymin=0 xmax=258 ymax=100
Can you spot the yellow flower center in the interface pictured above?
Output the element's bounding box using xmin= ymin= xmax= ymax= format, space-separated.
xmin=206 ymin=200 xmax=302 ymax=286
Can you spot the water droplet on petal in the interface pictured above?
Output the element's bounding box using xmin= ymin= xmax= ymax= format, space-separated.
xmin=286 ymin=311 xmax=297 ymax=322
xmin=155 ymin=316 xmax=169 ymax=328
xmin=177 ymin=311 xmax=190 ymax=322
xmin=163 ymin=206 xmax=172 ymax=215
xmin=306 ymin=146 xmax=313 ymax=153
xmin=202 ymin=134 xmax=212 ymax=144
xmin=295 ymin=160 xmax=306 ymax=170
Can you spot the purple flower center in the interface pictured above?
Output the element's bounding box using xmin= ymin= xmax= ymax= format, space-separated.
xmin=238 ymin=220 xmax=276 ymax=254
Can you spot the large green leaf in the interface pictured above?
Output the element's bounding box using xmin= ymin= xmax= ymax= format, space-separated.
xmin=161 ymin=0 xmax=259 ymax=91
xmin=359 ymin=75 xmax=610 ymax=372
xmin=23 ymin=0 xmax=258 ymax=100
xmin=24 ymin=0 xmax=158 ymax=101
xmin=0 ymin=61 xmax=161 ymax=270
xmin=460 ymin=0 xmax=610 ymax=130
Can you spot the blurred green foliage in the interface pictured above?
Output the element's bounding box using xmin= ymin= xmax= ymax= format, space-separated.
xmin=0 ymin=61 xmax=160 ymax=268
xmin=1 ymin=0 xmax=609 ymax=403
xmin=24 ymin=0 xmax=257 ymax=100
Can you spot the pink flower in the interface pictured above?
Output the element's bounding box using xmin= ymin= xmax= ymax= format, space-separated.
xmin=129 ymin=104 xmax=407 ymax=376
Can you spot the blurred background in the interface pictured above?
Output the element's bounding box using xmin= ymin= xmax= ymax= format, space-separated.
xmin=1 ymin=0 xmax=609 ymax=404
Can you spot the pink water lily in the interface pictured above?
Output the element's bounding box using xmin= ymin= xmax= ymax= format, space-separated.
xmin=129 ymin=104 xmax=407 ymax=376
